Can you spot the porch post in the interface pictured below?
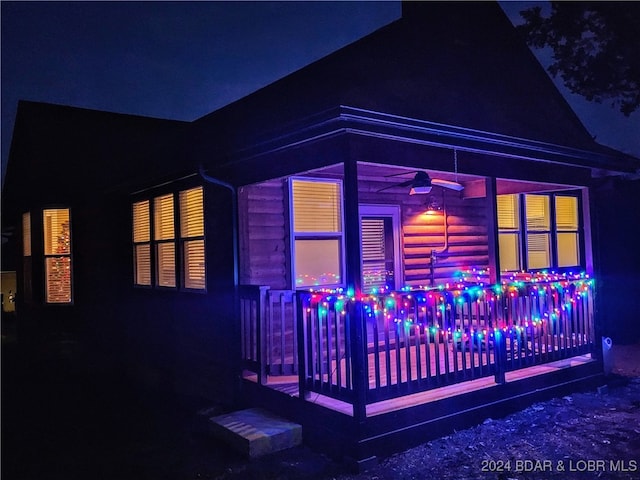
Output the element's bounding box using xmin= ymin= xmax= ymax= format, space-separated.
xmin=344 ymin=158 xmax=362 ymax=293
xmin=485 ymin=177 xmax=500 ymax=284
xmin=344 ymin=158 xmax=367 ymax=421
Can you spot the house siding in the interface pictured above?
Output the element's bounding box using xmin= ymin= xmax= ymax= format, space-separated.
xmin=358 ymin=182 xmax=489 ymax=287
xmin=239 ymin=179 xmax=290 ymax=289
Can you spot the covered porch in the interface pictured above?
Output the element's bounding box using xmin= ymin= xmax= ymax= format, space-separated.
xmin=235 ymin=158 xmax=599 ymax=433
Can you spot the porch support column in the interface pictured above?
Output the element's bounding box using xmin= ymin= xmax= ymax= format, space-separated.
xmin=485 ymin=177 xmax=500 ymax=284
xmin=344 ymin=158 xmax=362 ymax=294
xmin=344 ymin=158 xmax=367 ymax=421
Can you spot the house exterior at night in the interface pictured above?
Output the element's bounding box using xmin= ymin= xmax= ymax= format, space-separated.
xmin=3 ymin=2 xmax=639 ymax=466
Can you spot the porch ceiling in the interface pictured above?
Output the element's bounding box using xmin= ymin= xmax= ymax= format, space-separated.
xmin=298 ymin=162 xmax=582 ymax=196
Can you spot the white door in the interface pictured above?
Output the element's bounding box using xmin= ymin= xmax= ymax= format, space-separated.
xmin=359 ymin=205 xmax=402 ymax=293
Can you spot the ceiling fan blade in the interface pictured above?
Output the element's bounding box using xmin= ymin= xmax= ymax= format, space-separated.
xmin=432 ymin=178 xmax=464 ymax=191
xmin=376 ymin=179 xmax=414 ymax=193
xmin=384 ymin=171 xmax=415 ymax=178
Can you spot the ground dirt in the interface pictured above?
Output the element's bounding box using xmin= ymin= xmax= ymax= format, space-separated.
xmin=2 ymin=333 xmax=639 ymax=480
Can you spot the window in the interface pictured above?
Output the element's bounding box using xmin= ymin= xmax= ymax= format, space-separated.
xmin=132 ymin=186 xmax=205 ymax=290
xmin=496 ymin=195 xmax=521 ymax=271
xmin=290 ymin=178 xmax=343 ymax=288
xmin=43 ymin=208 xmax=72 ymax=303
xmin=360 ymin=204 xmax=402 ymax=293
xmin=496 ymin=193 xmax=581 ymax=272
xmin=22 ymin=212 xmax=33 ymax=303
xmin=154 ymin=194 xmax=176 ymax=287
xmin=179 ymin=187 xmax=205 ymax=289
xmin=555 ymin=196 xmax=580 ymax=267
xmin=22 ymin=212 xmax=31 ymax=256
xmin=132 ymin=200 xmax=151 ymax=286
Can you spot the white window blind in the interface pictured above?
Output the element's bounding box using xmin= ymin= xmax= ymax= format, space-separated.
xmin=132 ymin=200 xmax=151 ymax=286
xmin=154 ymin=194 xmax=176 ymax=287
xmin=292 ymin=180 xmax=341 ymax=233
xmin=22 ymin=212 xmax=31 ymax=256
xmin=133 ymin=200 xmax=150 ymax=243
xmin=43 ymin=208 xmax=72 ymax=303
xmin=135 ymin=244 xmax=152 ymax=286
xmin=497 ymin=195 xmax=519 ymax=229
xmin=525 ymin=195 xmax=550 ymax=231
xmin=527 ymin=233 xmax=551 ymax=269
xmin=156 ymin=243 xmax=176 ymax=287
xmin=154 ymin=194 xmax=175 ymax=241
xmin=179 ymin=187 xmax=204 ymax=237
xmin=180 ymin=187 xmax=205 ymax=290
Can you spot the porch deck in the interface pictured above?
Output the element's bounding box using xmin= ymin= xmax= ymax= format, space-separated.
xmin=245 ymin=352 xmax=595 ymax=417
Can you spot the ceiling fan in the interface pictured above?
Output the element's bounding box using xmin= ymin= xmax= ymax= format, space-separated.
xmin=379 ymin=171 xmax=464 ymax=194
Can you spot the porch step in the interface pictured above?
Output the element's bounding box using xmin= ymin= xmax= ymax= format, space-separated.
xmin=208 ymin=408 xmax=302 ymax=458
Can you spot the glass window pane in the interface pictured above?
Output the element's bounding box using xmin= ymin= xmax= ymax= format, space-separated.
xmin=497 ymin=195 xmax=519 ymax=229
xmin=557 ymin=232 xmax=579 ymax=267
xmin=499 ymin=233 xmax=521 ymax=271
xmin=154 ymin=194 xmax=175 ymax=240
xmin=292 ymin=180 xmax=341 ymax=233
xmin=133 ymin=200 xmax=150 ymax=243
xmin=22 ymin=212 xmax=31 ymax=256
xmin=43 ymin=208 xmax=71 ymax=255
xmin=527 ymin=233 xmax=550 ymax=269
xmin=45 ymin=256 xmax=72 ymax=303
xmin=156 ymin=243 xmax=176 ymax=287
xmin=525 ymin=195 xmax=550 ymax=231
xmin=294 ymin=239 xmax=341 ymax=287
xmin=135 ymin=244 xmax=152 ymax=286
xmin=183 ymin=240 xmax=205 ymax=289
xmin=555 ymin=196 xmax=578 ymax=231
xmin=180 ymin=187 xmax=204 ymax=238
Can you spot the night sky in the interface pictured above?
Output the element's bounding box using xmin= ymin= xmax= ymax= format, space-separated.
xmin=2 ymin=1 xmax=639 ymax=187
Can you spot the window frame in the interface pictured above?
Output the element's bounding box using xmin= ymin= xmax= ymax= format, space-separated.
xmin=288 ymin=177 xmax=345 ymax=290
xmin=132 ymin=184 xmax=206 ymax=292
xmin=132 ymin=200 xmax=153 ymax=287
xmin=179 ymin=186 xmax=206 ymax=291
xmin=153 ymin=193 xmax=177 ymax=289
xmin=497 ymin=192 xmax=583 ymax=273
xmin=42 ymin=207 xmax=74 ymax=305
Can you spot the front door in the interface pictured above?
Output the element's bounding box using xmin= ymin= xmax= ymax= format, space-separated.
xmin=359 ymin=205 xmax=402 ymax=293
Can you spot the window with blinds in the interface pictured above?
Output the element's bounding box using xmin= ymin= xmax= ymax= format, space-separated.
xmin=22 ymin=212 xmax=31 ymax=256
xmin=154 ymin=194 xmax=176 ymax=287
xmin=180 ymin=186 xmax=205 ymax=290
xmin=496 ymin=194 xmax=521 ymax=271
xmin=132 ymin=200 xmax=151 ymax=286
xmin=555 ymin=195 xmax=580 ymax=267
xmin=496 ymin=193 xmax=582 ymax=272
xmin=525 ymin=195 xmax=551 ymax=269
xmin=132 ymin=185 xmax=206 ymax=291
xmin=291 ymin=178 xmax=343 ymax=288
xmin=43 ymin=208 xmax=72 ymax=303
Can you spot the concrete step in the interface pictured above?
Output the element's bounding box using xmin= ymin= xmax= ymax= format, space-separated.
xmin=208 ymin=407 xmax=302 ymax=458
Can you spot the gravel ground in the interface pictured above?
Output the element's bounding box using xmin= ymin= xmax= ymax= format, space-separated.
xmin=2 ymin=335 xmax=639 ymax=480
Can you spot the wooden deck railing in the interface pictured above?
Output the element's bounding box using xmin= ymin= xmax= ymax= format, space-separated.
xmin=297 ymin=276 xmax=595 ymax=405
xmin=240 ymin=286 xmax=298 ymax=384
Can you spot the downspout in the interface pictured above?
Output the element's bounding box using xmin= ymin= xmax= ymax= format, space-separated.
xmin=198 ymin=165 xmax=241 ymax=395
xmin=198 ymin=165 xmax=238 ymax=289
